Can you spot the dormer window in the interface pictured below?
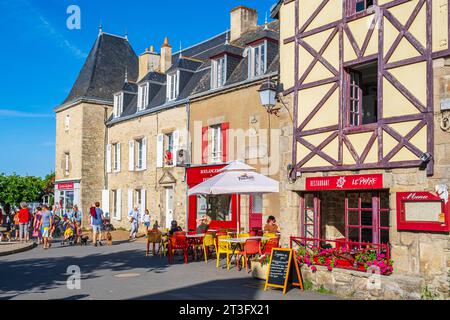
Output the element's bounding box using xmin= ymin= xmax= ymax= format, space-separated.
xmin=249 ymin=42 xmax=267 ymax=79
xmin=137 ymin=83 xmax=149 ymax=111
xmin=211 ymin=56 xmax=227 ymax=89
xmin=167 ymin=71 xmax=179 ymax=102
xmin=113 ymin=93 xmax=124 ymax=118
xmin=347 ymin=0 xmax=374 ymax=15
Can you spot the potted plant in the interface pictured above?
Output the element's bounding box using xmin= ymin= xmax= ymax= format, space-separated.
xmin=251 ymin=255 xmax=271 ymax=280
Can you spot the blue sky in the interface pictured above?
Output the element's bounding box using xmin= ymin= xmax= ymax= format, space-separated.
xmin=0 ymin=0 xmax=275 ymax=177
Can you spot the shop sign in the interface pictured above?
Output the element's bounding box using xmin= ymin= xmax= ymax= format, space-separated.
xmin=397 ymin=191 xmax=449 ymax=232
xmin=186 ymin=164 xmax=226 ymax=186
xmin=58 ymin=183 xmax=74 ymax=190
xmin=305 ymin=174 xmax=383 ymax=191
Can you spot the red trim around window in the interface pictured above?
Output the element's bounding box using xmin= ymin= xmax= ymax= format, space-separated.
xmin=221 ymin=122 xmax=229 ymax=163
xmin=202 ymin=126 xmax=208 ymax=164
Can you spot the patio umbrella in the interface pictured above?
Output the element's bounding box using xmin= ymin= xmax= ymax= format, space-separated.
xmin=188 ymin=161 xmax=280 ymax=232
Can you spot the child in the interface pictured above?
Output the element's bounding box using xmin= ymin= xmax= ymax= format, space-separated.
xmin=143 ymin=209 xmax=151 ymax=233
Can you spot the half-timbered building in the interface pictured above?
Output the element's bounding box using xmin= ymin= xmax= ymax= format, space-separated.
xmin=276 ymin=0 xmax=450 ymax=298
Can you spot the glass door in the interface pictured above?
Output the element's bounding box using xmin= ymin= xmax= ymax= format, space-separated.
xmin=300 ymin=193 xmax=321 ymax=240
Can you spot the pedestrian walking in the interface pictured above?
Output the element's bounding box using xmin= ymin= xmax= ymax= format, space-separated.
xmin=18 ymin=203 xmax=30 ymax=243
xmin=91 ymin=202 xmax=104 ymax=247
xmin=13 ymin=210 xmax=20 ymax=241
xmin=39 ymin=205 xmax=53 ymax=250
xmin=69 ymin=205 xmax=83 ymax=245
xmin=32 ymin=206 xmax=43 ymax=244
xmin=128 ymin=206 xmax=140 ymax=240
xmin=143 ymin=209 xmax=151 ymax=233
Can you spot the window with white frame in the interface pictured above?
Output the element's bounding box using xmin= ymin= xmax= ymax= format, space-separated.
xmin=249 ymin=42 xmax=267 ymax=78
xmin=167 ymin=72 xmax=179 ymax=101
xmin=112 ymin=143 xmax=120 ymax=172
xmin=136 ymin=139 xmax=144 ymax=170
xmin=210 ymin=125 xmax=222 ymax=163
xmin=135 ymin=189 xmax=142 ymax=207
xmin=211 ymin=56 xmax=227 ymax=89
xmin=164 ymin=133 xmax=174 ymax=167
xmin=137 ymin=83 xmax=149 ymax=111
xmin=114 ymin=93 xmax=124 ymax=118
xmin=112 ymin=190 xmax=118 ymax=218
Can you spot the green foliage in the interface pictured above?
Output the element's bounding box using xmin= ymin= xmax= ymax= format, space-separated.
xmin=316 ymin=285 xmax=333 ymax=295
xmin=0 ymin=172 xmax=55 ymax=212
xmin=303 ymin=280 xmax=314 ymax=291
xmin=421 ymin=286 xmax=438 ymax=300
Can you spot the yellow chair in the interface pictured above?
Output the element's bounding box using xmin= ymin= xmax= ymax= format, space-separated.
xmin=215 ymin=235 xmax=238 ymax=270
xmin=264 ymin=233 xmax=278 ymax=239
xmin=238 ymin=233 xmax=250 ymax=238
xmin=203 ymin=233 xmax=216 ymax=264
xmin=159 ymin=234 xmax=169 ymax=257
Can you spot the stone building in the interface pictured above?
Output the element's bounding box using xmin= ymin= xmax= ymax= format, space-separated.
xmin=54 ymin=31 xmax=138 ymax=223
xmin=55 ymin=6 xmax=281 ymax=232
xmin=275 ymin=0 xmax=450 ymax=299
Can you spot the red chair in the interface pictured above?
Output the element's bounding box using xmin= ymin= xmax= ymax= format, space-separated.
xmin=239 ymin=239 xmax=262 ymax=272
xmin=263 ymin=237 xmax=280 ymax=256
xmin=168 ymin=234 xmax=189 ymax=264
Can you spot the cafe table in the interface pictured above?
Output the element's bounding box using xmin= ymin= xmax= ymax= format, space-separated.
xmin=219 ymin=237 xmax=270 ymax=270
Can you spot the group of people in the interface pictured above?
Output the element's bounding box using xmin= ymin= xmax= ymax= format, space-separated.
xmin=128 ymin=206 xmax=155 ymax=240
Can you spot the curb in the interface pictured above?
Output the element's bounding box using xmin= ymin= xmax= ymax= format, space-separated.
xmin=0 ymin=243 xmax=37 ymax=257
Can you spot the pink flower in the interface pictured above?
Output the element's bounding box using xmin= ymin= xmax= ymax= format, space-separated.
xmin=311 ymin=266 xmax=317 ymax=273
xmin=327 ymin=266 xmax=333 ymax=272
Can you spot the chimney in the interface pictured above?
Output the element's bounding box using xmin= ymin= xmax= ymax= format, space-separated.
xmin=230 ymin=6 xmax=258 ymax=42
xmin=138 ymin=46 xmax=160 ymax=81
xmin=160 ymin=37 xmax=172 ymax=74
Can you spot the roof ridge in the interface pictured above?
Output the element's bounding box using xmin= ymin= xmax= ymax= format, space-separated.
xmin=172 ymin=30 xmax=228 ymax=56
xmin=101 ymin=32 xmax=128 ymax=41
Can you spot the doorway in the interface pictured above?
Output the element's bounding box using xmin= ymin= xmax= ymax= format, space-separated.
xmin=165 ymin=187 xmax=174 ymax=229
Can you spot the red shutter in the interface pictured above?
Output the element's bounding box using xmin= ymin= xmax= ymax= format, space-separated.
xmin=221 ymin=123 xmax=229 ymax=163
xmin=202 ymin=126 xmax=208 ymax=164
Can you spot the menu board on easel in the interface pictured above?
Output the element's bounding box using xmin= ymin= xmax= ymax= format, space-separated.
xmin=264 ymin=248 xmax=303 ymax=294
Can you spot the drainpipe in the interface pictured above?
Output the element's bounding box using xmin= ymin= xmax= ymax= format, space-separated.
xmin=185 ymin=100 xmax=191 ymax=230
xmin=103 ymin=107 xmax=109 ymax=191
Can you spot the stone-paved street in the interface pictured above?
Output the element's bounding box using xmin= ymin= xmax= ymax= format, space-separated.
xmin=0 ymin=240 xmax=339 ymax=300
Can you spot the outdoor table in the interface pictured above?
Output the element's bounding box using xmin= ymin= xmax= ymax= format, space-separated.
xmin=219 ymin=237 xmax=270 ymax=270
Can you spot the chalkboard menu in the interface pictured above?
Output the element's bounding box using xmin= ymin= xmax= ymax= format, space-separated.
xmin=264 ymin=248 xmax=303 ymax=294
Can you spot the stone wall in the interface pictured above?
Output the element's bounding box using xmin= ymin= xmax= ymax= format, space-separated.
xmin=301 ymin=265 xmax=427 ymax=300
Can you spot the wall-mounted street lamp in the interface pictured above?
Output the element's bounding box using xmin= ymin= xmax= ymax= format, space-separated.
xmin=258 ymin=78 xmax=281 ymax=116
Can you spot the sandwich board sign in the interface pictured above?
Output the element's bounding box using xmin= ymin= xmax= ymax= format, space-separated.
xmin=264 ymin=248 xmax=303 ymax=294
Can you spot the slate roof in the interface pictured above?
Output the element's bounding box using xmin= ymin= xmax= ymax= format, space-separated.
xmin=108 ymin=20 xmax=280 ymax=125
xmin=57 ymin=33 xmax=138 ymax=109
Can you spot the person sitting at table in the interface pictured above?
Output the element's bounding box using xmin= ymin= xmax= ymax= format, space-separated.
xmin=264 ymin=216 xmax=280 ymax=234
xmin=196 ymin=215 xmax=211 ymax=234
xmin=168 ymin=220 xmax=182 ymax=236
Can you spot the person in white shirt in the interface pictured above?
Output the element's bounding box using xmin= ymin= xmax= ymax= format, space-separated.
xmin=128 ymin=206 xmax=140 ymax=240
xmin=142 ymin=209 xmax=151 ymax=233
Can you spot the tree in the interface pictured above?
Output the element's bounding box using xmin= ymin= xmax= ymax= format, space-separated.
xmin=0 ymin=173 xmax=50 ymax=214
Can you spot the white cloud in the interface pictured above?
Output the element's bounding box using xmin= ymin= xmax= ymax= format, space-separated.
xmin=0 ymin=109 xmax=54 ymax=118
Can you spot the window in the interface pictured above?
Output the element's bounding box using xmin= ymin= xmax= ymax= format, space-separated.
xmin=197 ymin=195 xmax=232 ymax=222
xmin=137 ymin=83 xmax=149 ymax=111
xmin=249 ymin=42 xmax=267 ymax=78
xmin=210 ymin=125 xmax=222 ymax=163
xmin=348 ymin=0 xmax=374 ymax=15
xmin=301 ymin=193 xmax=321 ymax=239
xmin=64 ymin=153 xmax=70 ymax=176
xmin=64 ymin=115 xmax=70 ymax=131
xmin=164 ymin=133 xmax=174 ymax=167
xmin=345 ymin=191 xmax=390 ymax=245
xmin=112 ymin=143 xmax=120 ymax=172
xmin=211 ymin=56 xmax=227 ymax=89
xmin=113 ymin=93 xmax=124 ymax=118
xmin=346 ymin=62 xmax=378 ymax=127
xmin=136 ymin=139 xmax=144 ymax=170
xmin=167 ymin=72 xmax=179 ymax=101
xmin=135 ymin=189 xmax=142 ymax=207
xmin=112 ymin=190 xmax=118 ymax=219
